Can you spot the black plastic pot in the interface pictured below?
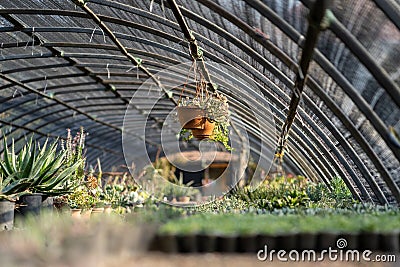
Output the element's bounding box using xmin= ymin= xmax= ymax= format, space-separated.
xmin=157 ymin=234 xmax=178 ymax=253
xmin=216 ymin=235 xmax=237 ymax=252
xmin=17 ymin=194 xmax=43 ymax=216
xmin=256 ymin=234 xmax=277 ymax=251
xmin=358 ymin=232 xmax=380 ymax=251
xmin=197 ymin=234 xmax=216 ymax=253
xmin=339 ymin=233 xmax=359 ymax=250
xmin=317 ymin=232 xmax=338 ymax=251
xmin=0 ymin=200 xmax=15 ymax=231
xmin=237 ymin=234 xmax=257 ymax=253
xmin=297 ymin=233 xmax=318 ymax=250
xmin=276 ymin=234 xmax=297 ymax=250
xmin=379 ymin=232 xmax=399 ymax=252
xmin=177 ymin=234 xmax=197 ymax=253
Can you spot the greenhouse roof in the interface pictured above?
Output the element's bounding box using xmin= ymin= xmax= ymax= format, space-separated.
xmin=0 ymin=0 xmax=399 ymax=204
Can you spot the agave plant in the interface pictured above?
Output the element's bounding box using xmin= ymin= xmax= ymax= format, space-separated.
xmin=0 ymin=173 xmax=29 ymax=201
xmin=0 ymin=136 xmax=83 ymax=198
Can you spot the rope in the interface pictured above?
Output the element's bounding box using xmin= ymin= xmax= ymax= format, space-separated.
xmin=166 ymin=0 xmax=217 ymax=93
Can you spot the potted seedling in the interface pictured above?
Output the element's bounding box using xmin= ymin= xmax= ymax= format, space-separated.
xmin=67 ymin=187 xmax=96 ymax=219
xmin=170 ymin=175 xmax=200 ymax=204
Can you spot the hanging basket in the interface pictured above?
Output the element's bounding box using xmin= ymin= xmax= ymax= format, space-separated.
xmin=177 ymin=106 xmax=205 ymax=129
xmin=192 ymin=119 xmax=215 ymax=140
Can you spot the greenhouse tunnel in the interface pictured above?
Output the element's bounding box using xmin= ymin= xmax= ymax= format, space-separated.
xmin=0 ymin=0 xmax=399 ymax=205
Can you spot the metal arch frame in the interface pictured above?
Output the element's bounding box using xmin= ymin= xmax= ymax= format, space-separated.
xmin=15 ymin=6 xmax=390 ymax=197
xmin=0 ymin=13 xmax=130 ymax=106
xmin=1 ymin=9 xmax=293 ymax=91
xmin=126 ymin=0 xmax=399 ymax=172
xmin=72 ymin=1 xmax=178 ymax=106
xmin=10 ymin=81 xmax=334 ymax=187
xmin=199 ymin=56 xmax=372 ymax=199
xmin=371 ymin=0 xmax=400 ymax=30
xmin=239 ymin=0 xmax=400 ymax=162
xmin=0 ymin=42 xmax=185 ymax=127
xmin=0 ymin=119 xmax=122 ymax=156
xmin=1 ymin=114 xmax=125 ymax=156
xmin=163 ymin=0 xmax=400 ymax=201
xmin=300 ymin=0 xmax=400 ymax=108
xmin=167 ymin=62 xmax=367 ymax=198
xmin=0 ymin=97 xmax=125 ymax=121
xmin=151 ymin=62 xmax=370 ymax=199
xmin=0 ymin=2 xmax=394 ymax=201
xmin=1 ymin=62 xmax=72 ymax=75
xmin=1 ymin=94 xmax=159 ymax=147
xmin=0 ymin=22 xmax=376 ymax=185
xmin=0 ymin=71 xmax=124 ymax=132
xmin=0 ymin=27 xmax=368 ymax=200
xmin=307 ymin=74 xmax=400 ymax=202
xmin=163 ymin=0 xmax=398 ymax=189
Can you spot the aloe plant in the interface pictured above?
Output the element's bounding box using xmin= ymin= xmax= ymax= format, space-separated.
xmin=0 ymin=136 xmax=83 ymax=198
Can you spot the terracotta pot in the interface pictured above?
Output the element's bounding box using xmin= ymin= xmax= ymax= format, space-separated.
xmin=71 ymin=208 xmax=82 ymax=219
xmin=192 ymin=119 xmax=215 ymax=140
xmin=91 ymin=207 xmax=104 ymax=218
xmin=177 ymin=106 xmax=205 ymax=129
xmin=178 ymin=196 xmax=191 ymax=203
xmin=104 ymin=205 xmax=112 ymax=215
xmin=80 ymin=208 xmax=92 ymax=220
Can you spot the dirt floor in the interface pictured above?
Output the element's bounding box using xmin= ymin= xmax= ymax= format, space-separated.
xmin=68 ymin=252 xmax=399 ymax=267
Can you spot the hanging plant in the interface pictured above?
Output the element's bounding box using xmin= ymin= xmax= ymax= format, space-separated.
xmin=177 ymin=78 xmax=231 ymax=150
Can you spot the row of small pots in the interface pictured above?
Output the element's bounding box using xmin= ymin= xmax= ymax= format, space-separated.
xmin=70 ymin=206 xmax=112 ymax=219
xmin=152 ymin=232 xmax=400 ymax=253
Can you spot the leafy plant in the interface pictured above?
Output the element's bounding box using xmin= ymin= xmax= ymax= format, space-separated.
xmin=158 ymin=212 xmax=400 ymax=236
xmin=100 ymin=172 xmax=149 ymax=210
xmin=0 ymin=135 xmax=83 ymax=198
xmin=0 ymin=173 xmax=26 ymax=201
xmin=234 ymin=176 xmax=310 ymax=210
xmin=306 ymin=177 xmax=356 ymax=208
xmin=67 ymin=187 xmax=95 ymax=210
xmin=161 ymin=174 xmax=200 ymax=200
xmin=178 ymin=82 xmax=231 ymax=150
xmin=60 ymin=127 xmax=87 ymax=189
